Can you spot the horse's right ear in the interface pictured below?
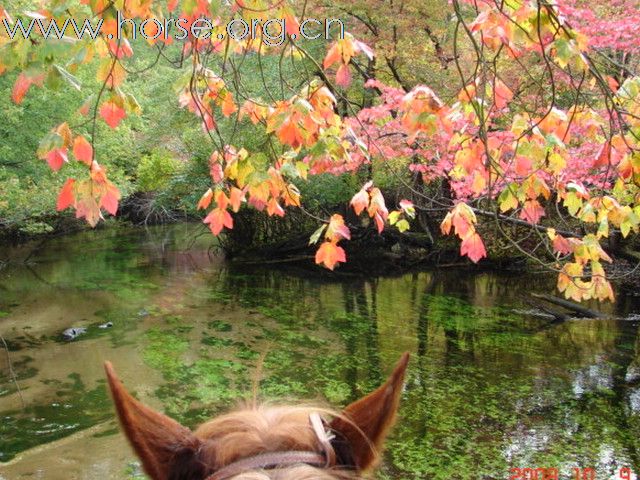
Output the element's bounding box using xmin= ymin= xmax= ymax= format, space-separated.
xmin=104 ymin=362 xmax=204 ymax=480
xmin=330 ymin=352 xmax=409 ymax=472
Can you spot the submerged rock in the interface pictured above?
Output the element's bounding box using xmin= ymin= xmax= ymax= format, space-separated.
xmin=61 ymin=327 xmax=87 ymax=341
xmin=98 ymin=322 xmax=113 ymax=329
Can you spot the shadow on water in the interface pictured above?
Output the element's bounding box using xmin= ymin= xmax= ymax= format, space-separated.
xmin=0 ymin=223 xmax=639 ymax=479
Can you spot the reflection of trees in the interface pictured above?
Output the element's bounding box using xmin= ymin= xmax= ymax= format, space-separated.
xmin=203 ymin=262 xmax=640 ymax=477
xmin=340 ymin=280 xmax=382 ymax=398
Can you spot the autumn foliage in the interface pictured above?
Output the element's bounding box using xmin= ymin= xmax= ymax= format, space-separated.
xmin=2 ymin=0 xmax=640 ymax=302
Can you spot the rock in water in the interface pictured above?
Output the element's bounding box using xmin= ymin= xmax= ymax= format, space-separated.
xmin=62 ymin=327 xmax=87 ymax=341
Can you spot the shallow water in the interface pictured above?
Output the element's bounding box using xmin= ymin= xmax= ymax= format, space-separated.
xmin=0 ymin=223 xmax=639 ymax=479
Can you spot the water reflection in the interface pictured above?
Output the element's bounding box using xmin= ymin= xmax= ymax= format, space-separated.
xmin=0 ymin=223 xmax=638 ymax=479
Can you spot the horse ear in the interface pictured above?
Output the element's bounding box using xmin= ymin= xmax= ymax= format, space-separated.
xmin=104 ymin=362 xmax=203 ymax=480
xmin=330 ymin=352 xmax=409 ymax=472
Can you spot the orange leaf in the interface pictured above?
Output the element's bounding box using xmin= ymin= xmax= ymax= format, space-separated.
xmin=56 ymin=178 xmax=76 ymax=211
xmin=367 ymin=188 xmax=388 ymax=222
xmin=520 ymin=200 xmax=545 ymax=224
xmin=73 ymin=136 xmax=93 ymax=166
xmin=221 ymin=93 xmax=237 ymax=117
xmin=99 ymin=101 xmax=126 ymax=128
xmin=267 ymin=198 xmax=285 ymax=217
xmin=374 ymin=212 xmax=385 ymax=233
xmin=197 ymin=188 xmax=213 ymax=210
xmin=350 ymin=188 xmax=369 ymax=215
xmin=12 ymin=73 xmax=31 ymax=104
xmin=552 ymin=234 xmax=573 ymax=255
xmin=229 ymin=187 xmax=244 ymax=212
xmin=100 ymin=184 xmax=120 ymax=216
xmin=45 ymin=147 xmax=68 ymax=171
xmin=204 ymin=208 xmax=233 ymax=235
xmin=315 ymin=241 xmax=346 ymax=270
xmin=323 ymin=43 xmax=341 ymax=69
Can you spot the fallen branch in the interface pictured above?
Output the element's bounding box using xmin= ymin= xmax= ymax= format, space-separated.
xmin=531 ymin=293 xmax=605 ymax=318
xmin=523 ymin=297 xmax=570 ymax=322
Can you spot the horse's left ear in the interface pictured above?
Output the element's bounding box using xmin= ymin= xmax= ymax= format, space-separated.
xmin=330 ymin=352 xmax=409 ymax=472
xmin=104 ymin=362 xmax=203 ymax=480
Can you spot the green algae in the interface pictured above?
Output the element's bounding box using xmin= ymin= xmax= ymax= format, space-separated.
xmin=1 ymin=224 xmax=638 ymax=479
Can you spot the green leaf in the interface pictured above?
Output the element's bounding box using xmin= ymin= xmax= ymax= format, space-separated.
xmin=309 ymin=224 xmax=326 ymax=245
xmin=54 ymin=64 xmax=81 ymax=91
xmin=396 ymin=219 xmax=410 ymax=232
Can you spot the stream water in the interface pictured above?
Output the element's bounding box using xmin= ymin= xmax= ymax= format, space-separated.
xmin=0 ymin=223 xmax=639 ymax=479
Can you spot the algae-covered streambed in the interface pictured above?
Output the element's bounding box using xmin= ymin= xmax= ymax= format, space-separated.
xmin=0 ymin=223 xmax=639 ymax=479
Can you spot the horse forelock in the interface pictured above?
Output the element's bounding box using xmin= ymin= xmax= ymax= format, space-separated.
xmin=167 ymin=405 xmax=360 ymax=480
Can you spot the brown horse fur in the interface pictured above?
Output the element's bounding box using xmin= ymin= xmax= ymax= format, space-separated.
xmin=104 ymin=352 xmax=409 ymax=480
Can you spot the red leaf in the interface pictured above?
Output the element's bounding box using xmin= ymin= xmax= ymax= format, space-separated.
xmin=460 ymin=232 xmax=487 ymax=263
xmin=73 ymin=136 xmax=93 ymax=166
xmin=315 ymin=241 xmax=346 ymax=270
xmin=56 ymin=178 xmax=76 ymax=211
xmin=335 ymin=64 xmax=352 ymax=87
xmin=210 ymin=160 xmax=224 ymax=183
xmin=494 ymin=79 xmax=513 ymax=109
xmin=99 ymin=101 xmax=126 ymax=128
xmin=45 ymin=148 xmax=68 ymax=171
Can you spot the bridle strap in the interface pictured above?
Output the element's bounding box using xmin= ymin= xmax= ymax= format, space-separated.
xmin=203 ymin=413 xmax=337 ymax=480
xmin=309 ymin=412 xmax=336 ymax=467
xmin=204 ymin=451 xmax=327 ymax=480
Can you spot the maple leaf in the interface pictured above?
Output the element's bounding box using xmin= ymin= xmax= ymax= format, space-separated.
xmin=100 ymin=184 xmax=120 ymax=216
xmin=493 ymin=79 xmax=513 ymax=109
xmin=547 ymin=228 xmax=573 ymax=255
xmin=12 ymin=72 xmax=43 ymax=104
xmin=56 ymin=178 xmax=76 ymax=211
xmin=335 ymin=64 xmax=352 ymax=87
xmin=323 ymin=43 xmax=341 ymax=69
xmin=75 ymin=196 xmax=102 ymax=227
xmin=460 ymin=232 xmax=487 ymax=263
xmin=315 ymin=241 xmax=346 ymax=270
xmin=45 ymin=148 xmax=68 ymax=171
xmin=12 ymin=74 xmax=31 ymax=104
xmin=221 ymin=93 xmax=237 ymax=117
xmin=210 ymin=158 xmax=224 ymax=183
xmin=368 ymin=188 xmax=388 ymax=230
xmin=73 ymin=136 xmax=93 ymax=166
xmin=229 ymin=187 xmax=244 ymax=212
xmin=350 ymin=188 xmax=369 ymax=215
xmin=99 ymin=101 xmax=126 ymax=129
xmin=520 ymin=200 xmax=545 ymax=224
xmin=326 ymin=214 xmax=351 ymax=241
xmin=267 ymin=198 xmax=285 ymax=217
xmin=197 ymin=188 xmax=214 ymax=210
xmin=204 ymin=208 xmax=233 ymax=235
